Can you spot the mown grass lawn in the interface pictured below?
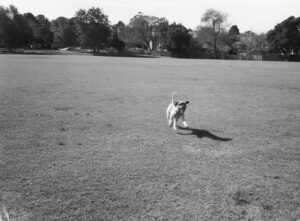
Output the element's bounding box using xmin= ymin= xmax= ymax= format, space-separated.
xmin=0 ymin=55 xmax=299 ymax=220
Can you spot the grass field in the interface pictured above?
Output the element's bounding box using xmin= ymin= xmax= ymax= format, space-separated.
xmin=0 ymin=54 xmax=299 ymax=220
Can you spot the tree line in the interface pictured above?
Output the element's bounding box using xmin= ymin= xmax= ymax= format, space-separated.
xmin=0 ymin=5 xmax=299 ymax=58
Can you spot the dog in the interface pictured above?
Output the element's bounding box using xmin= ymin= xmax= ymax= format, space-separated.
xmin=166 ymin=92 xmax=189 ymax=130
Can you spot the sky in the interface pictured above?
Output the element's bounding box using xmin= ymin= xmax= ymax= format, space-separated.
xmin=1 ymin=0 xmax=300 ymax=33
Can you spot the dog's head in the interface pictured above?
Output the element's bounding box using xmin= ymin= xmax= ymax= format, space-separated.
xmin=174 ymin=100 xmax=189 ymax=115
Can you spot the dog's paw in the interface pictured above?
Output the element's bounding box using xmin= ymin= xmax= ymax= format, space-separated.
xmin=173 ymin=126 xmax=178 ymax=130
xmin=182 ymin=121 xmax=189 ymax=129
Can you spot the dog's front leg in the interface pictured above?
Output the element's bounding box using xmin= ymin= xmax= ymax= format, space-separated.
xmin=173 ymin=118 xmax=178 ymax=130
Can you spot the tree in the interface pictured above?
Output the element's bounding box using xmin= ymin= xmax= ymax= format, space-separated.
xmin=226 ymin=25 xmax=240 ymax=54
xmin=128 ymin=12 xmax=157 ymax=50
xmin=23 ymin=12 xmax=39 ymax=44
xmin=267 ymin=16 xmax=300 ymax=56
xmin=166 ymin=23 xmax=191 ymax=57
xmin=23 ymin=13 xmax=54 ymax=48
xmin=0 ymin=6 xmax=12 ymax=47
xmin=63 ymin=17 xmax=78 ymax=47
xmin=201 ymin=9 xmax=228 ymax=58
xmin=227 ymin=25 xmax=240 ymax=45
xmin=34 ymin=15 xmax=53 ymax=48
xmin=195 ymin=26 xmax=213 ymax=44
xmin=228 ymin=25 xmax=240 ymax=36
xmin=254 ymin=33 xmax=268 ymax=54
xmin=118 ymin=25 xmax=137 ymax=48
xmin=155 ymin=18 xmax=169 ymax=50
xmin=127 ymin=12 xmax=169 ymax=51
xmin=0 ymin=5 xmax=32 ymax=49
xmin=75 ymin=7 xmax=111 ymax=53
xmin=111 ymin=22 xmax=125 ymax=51
xmin=51 ymin=17 xmax=77 ymax=48
xmin=240 ymin=31 xmax=268 ymax=54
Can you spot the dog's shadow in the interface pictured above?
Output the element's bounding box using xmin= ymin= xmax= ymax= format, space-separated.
xmin=177 ymin=126 xmax=232 ymax=141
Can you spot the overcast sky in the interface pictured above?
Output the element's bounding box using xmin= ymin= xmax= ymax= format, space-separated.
xmin=1 ymin=0 xmax=300 ymax=33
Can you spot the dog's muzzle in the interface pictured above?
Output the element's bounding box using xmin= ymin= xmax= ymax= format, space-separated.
xmin=178 ymin=107 xmax=186 ymax=115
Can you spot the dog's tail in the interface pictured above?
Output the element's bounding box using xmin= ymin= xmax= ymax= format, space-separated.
xmin=171 ymin=92 xmax=177 ymax=105
xmin=0 ymin=205 xmax=11 ymax=221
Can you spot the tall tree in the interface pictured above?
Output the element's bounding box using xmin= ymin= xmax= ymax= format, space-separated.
xmin=226 ymin=25 xmax=240 ymax=54
xmin=240 ymin=31 xmax=268 ymax=54
xmin=201 ymin=9 xmax=228 ymax=58
xmin=24 ymin=13 xmax=54 ymax=48
xmin=51 ymin=17 xmax=77 ymax=48
xmin=111 ymin=21 xmax=126 ymax=51
xmin=23 ymin=12 xmax=39 ymax=45
xmin=156 ymin=18 xmax=169 ymax=50
xmin=0 ymin=6 xmax=11 ymax=47
xmin=254 ymin=33 xmax=268 ymax=54
xmin=35 ymin=15 xmax=54 ymax=48
xmin=267 ymin=16 xmax=300 ymax=56
xmin=127 ymin=12 xmax=168 ymax=51
xmin=75 ymin=7 xmax=111 ymax=53
xmin=64 ymin=17 xmax=78 ymax=47
xmin=118 ymin=26 xmax=135 ymax=48
xmin=128 ymin=12 xmax=158 ymax=50
xmin=0 ymin=5 xmax=32 ymax=49
xmin=228 ymin=25 xmax=240 ymax=36
xmin=166 ymin=23 xmax=191 ymax=57
xmin=113 ymin=21 xmax=130 ymax=47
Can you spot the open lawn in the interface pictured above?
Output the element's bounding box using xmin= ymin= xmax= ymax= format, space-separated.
xmin=0 ymin=55 xmax=299 ymax=220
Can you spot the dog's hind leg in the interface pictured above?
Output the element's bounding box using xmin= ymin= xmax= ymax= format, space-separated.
xmin=167 ymin=109 xmax=172 ymax=127
xmin=168 ymin=113 xmax=173 ymax=127
xmin=168 ymin=119 xmax=173 ymax=127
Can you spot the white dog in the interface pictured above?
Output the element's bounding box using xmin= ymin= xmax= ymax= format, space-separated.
xmin=166 ymin=92 xmax=189 ymax=130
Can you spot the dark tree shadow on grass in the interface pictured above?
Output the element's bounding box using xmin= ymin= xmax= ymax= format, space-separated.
xmin=177 ymin=126 xmax=232 ymax=141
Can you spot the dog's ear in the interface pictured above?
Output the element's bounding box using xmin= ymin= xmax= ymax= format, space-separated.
xmin=185 ymin=101 xmax=189 ymax=104
xmin=174 ymin=101 xmax=178 ymax=106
